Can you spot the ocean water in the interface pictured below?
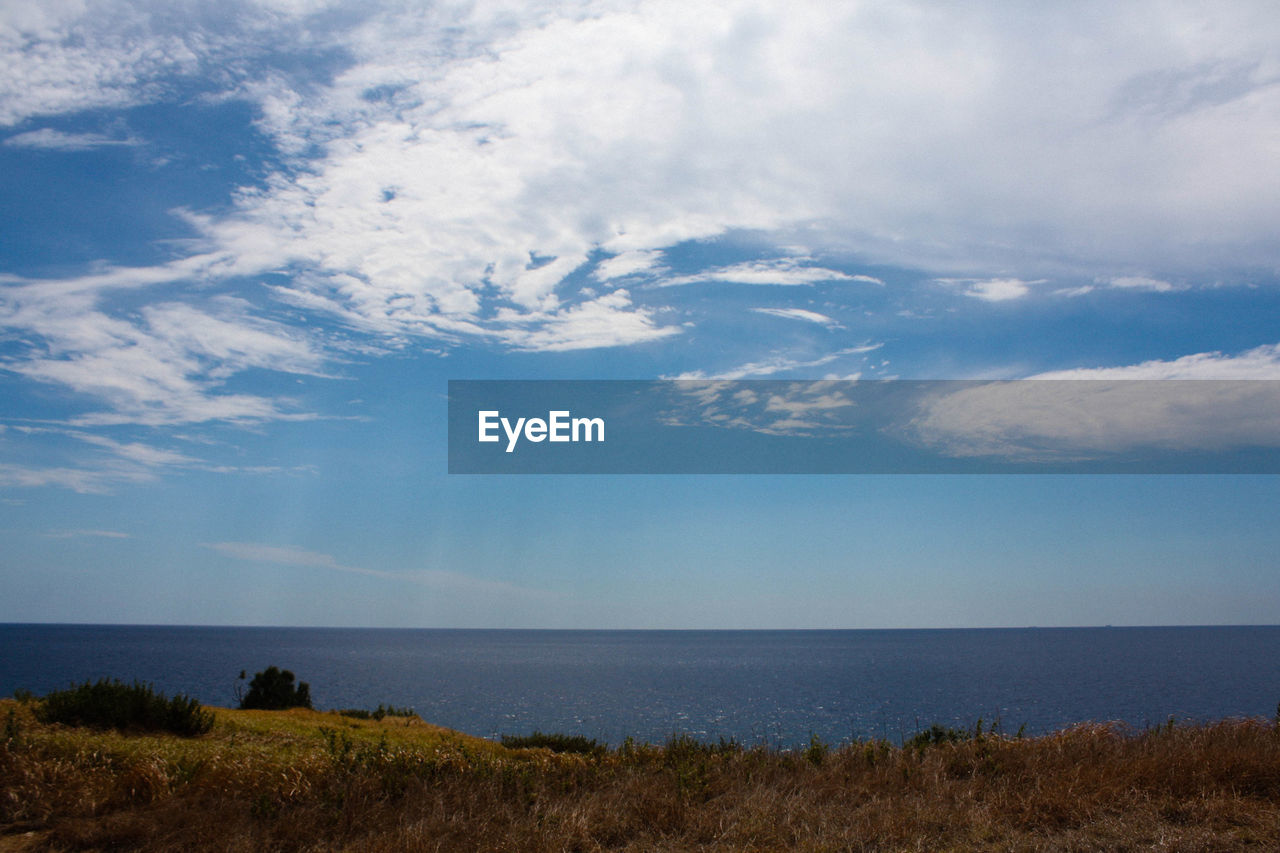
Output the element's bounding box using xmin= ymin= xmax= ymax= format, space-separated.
xmin=2 ymin=624 xmax=1278 ymax=747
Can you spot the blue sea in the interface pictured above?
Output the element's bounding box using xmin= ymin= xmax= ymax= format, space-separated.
xmin=2 ymin=625 xmax=1278 ymax=747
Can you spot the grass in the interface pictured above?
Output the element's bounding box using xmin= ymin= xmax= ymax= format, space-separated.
xmin=500 ymin=731 xmax=607 ymax=756
xmin=4 ymin=698 xmax=1280 ymax=850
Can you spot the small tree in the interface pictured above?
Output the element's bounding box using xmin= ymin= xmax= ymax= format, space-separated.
xmin=238 ymin=666 xmax=312 ymax=710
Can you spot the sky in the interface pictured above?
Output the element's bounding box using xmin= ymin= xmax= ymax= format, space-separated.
xmin=2 ymin=0 xmax=1280 ymax=628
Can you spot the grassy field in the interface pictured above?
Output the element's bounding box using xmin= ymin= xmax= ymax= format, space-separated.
xmin=4 ymin=697 xmax=1280 ymax=851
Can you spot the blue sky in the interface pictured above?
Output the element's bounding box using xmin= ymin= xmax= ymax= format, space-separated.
xmin=2 ymin=0 xmax=1280 ymax=627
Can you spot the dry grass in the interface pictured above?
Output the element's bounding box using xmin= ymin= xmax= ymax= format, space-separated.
xmin=4 ymin=698 xmax=1280 ymax=851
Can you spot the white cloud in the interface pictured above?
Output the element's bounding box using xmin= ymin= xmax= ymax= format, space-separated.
xmin=0 ymin=423 xmax=282 ymax=492
xmin=659 ymin=260 xmax=869 ymax=287
xmin=4 ymin=128 xmax=140 ymax=150
xmin=499 ymin=289 xmax=679 ymax=352
xmin=751 ymin=307 xmax=842 ymax=327
xmin=593 ymin=250 xmax=665 ymax=281
xmin=672 ymin=344 xmax=882 ymax=380
xmin=1 ymin=280 xmax=329 ymax=425
xmin=0 ymin=462 xmax=153 ymax=494
xmin=1103 ymin=275 xmax=1181 ymax=292
xmin=1031 ymin=343 xmax=1280 ymax=380
xmin=5 ymin=0 xmax=1280 ymax=434
xmin=69 ymin=431 xmax=200 ymax=466
xmin=8 ymin=0 xmax=1280 ymax=284
xmin=940 ymin=278 xmax=1037 ymax=302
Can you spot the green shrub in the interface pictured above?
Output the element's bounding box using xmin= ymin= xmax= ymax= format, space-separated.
xmin=36 ymin=679 xmax=213 ymax=736
xmin=501 ymin=731 xmax=606 ymax=755
xmin=803 ymin=732 xmax=830 ymax=765
xmin=904 ymin=723 xmax=968 ymax=750
xmin=335 ymin=708 xmax=373 ymax=720
xmin=238 ymin=666 xmax=312 ymax=711
xmin=335 ymin=703 xmax=417 ymax=721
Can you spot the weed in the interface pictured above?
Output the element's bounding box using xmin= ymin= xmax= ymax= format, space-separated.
xmin=904 ymin=723 xmax=969 ymax=751
xmin=803 ymin=732 xmax=829 ymax=765
xmin=500 ymin=731 xmax=606 ymax=756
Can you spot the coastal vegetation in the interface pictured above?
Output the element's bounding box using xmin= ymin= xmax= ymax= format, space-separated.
xmin=236 ymin=667 xmax=312 ymax=712
xmin=32 ymin=680 xmax=213 ymax=737
xmin=4 ymin=694 xmax=1280 ymax=850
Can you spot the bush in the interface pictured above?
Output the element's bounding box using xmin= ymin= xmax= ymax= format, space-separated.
xmin=335 ymin=703 xmax=417 ymax=721
xmin=905 ymin=723 xmax=969 ymax=750
xmin=501 ymin=731 xmax=606 ymax=755
xmin=36 ymin=679 xmax=214 ymax=736
xmin=238 ymin=666 xmax=312 ymax=711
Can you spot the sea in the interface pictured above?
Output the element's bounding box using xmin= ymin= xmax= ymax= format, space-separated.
xmin=3 ymin=624 xmax=1278 ymax=748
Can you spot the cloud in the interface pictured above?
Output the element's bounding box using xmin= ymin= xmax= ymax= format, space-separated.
xmin=42 ymin=528 xmax=131 ymax=539
xmin=4 ymin=128 xmax=141 ymax=150
xmin=593 ymin=250 xmax=666 ymax=281
xmin=0 ymin=0 xmax=342 ymax=126
xmin=69 ymin=431 xmax=200 ymax=467
xmin=9 ymin=0 xmax=1280 ymax=284
xmin=659 ymin=260 xmax=872 ymax=287
xmin=202 ymin=541 xmax=554 ymax=599
xmin=0 ymin=423 xmax=276 ymax=492
xmin=905 ymin=344 xmax=1280 ymax=459
xmin=1 ymin=281 xmax=330 ymax=425
xmin=939 ymin=278 xmax=1037 ymax=302
xmin=751 ymin=307 xmax=842 ymax=327
xmin=658 ymin=380 xmax=843 ymax=436
xmin=0 ymin=462 xmax=153 ymax=494
xmin=672 ymin=344 xmax=882 ymax=380
xmin=498 ymin=289 xmax=680 ymax=352
xmin=1031 ymin=343 xmax=1280 ymax=380
xmin=5 ymin=0 xmax=1280 ymax=436
xmin=907 ymin=378 xmax=1280 ymax=460
xmin=204 ymin=541 xmax=350 ymax=570
xmin=1102 ymin=275 xmax=1181 ymax=293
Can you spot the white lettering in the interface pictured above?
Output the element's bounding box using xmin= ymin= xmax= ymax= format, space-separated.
xmin=480 ymin=410 xmax=605 ymax=452
xmin=502 ymin=416 xmax=526 ymax=453
xmin=549 ymin=411 xmax=570 ymax=442
xmin=478 ymin=411 xmax=500 ymax=443
xmin=572 ymin=416 xmax=604 ymax=442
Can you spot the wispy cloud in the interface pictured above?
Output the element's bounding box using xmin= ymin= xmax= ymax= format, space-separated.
xmin=0 ymin=423 xmax=311 ymax=493
xmin=4 ymin=128 xmax=141 ymax=150
xmin=593 ymin=250 xmax=666 ymax=281
xmin=1031 ymin=343 xmax=1280 ymax=380
xmin=42 ymin=528 xmax=131 ymax=540
xmin=498 ymin=290 xmax=680 ymax=352
xmin=671 ymin=344 xmax=882 ymax=380
xmin=5 ymin=0 xmax=1280 ymax=444
xmin=659 ymin=260 xmax=876 ymax=288
xmin=1 ymin=286 xmax=329 ymax=426
xmin=202 ymin=541 xmax=554 ymax=600
xmin=1102 ymin=275 xmax=1181 ymax=293
xmin=905 ymin=344 xmax=1280 ymax=460
xmin=0 ymin=462 xmax=154 ymax=494
xmin=939 ymin=278 xmax=1039 ymax=302
xmin=751 ymin=307 xmax=843 ymax=327
xmin=908 ymin=378 xmax=1280 ymax=460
